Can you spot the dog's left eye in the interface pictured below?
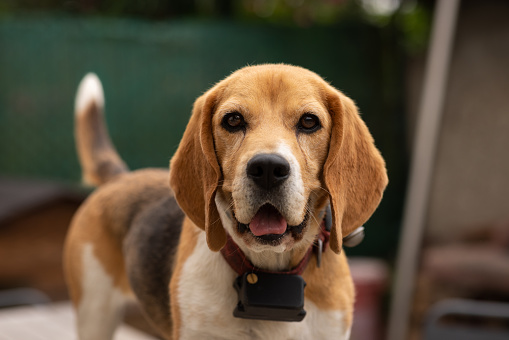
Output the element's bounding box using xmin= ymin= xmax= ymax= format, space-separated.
xmin=222 ymin=112 xmax=246 ymax=132
xmin=298 ymin=113 xmax=321 ymax=133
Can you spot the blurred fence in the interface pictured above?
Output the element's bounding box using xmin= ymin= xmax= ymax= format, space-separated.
xmin=0 ymin=14 xmax=406 ymax=257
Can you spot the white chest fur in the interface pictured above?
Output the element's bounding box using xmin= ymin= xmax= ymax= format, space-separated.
xmin=176 ymin=233 xmax=351 ymax=340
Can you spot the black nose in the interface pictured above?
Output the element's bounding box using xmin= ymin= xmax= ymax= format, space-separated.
xmin=246 ymin=154 xmax=290 ymax=190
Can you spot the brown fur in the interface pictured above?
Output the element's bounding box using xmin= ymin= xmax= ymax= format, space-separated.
xmin=169 ymin=94 xmax=225 ymax=251
xmin=75 ymin=101 xmax=128 ymax=186
xmin=323 ymin=90 xmax=388 ymax=252
xmin=64 ymin=169 xmax=172 ymax=305
xmin=303 ymin=250 xmax=355 ymax=329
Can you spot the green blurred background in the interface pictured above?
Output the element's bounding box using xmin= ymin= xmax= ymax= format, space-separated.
xmin=0 ymin=0 xmax=432 ymax=260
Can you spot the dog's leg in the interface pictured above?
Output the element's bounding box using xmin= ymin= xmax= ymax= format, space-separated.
xmin=73 ymin=243 xmax=129 ymax=340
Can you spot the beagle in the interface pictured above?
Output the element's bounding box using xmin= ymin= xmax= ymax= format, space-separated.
xmin=64 ymin=64 xmax=387 ymax=340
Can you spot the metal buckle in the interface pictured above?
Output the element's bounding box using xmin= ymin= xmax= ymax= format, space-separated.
xmin=343 ymin=226 xmax=365 ymax=248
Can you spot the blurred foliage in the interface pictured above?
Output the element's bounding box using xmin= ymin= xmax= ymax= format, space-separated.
xmin=0 ymin=0 xmax=432 ymax=54
xmin=394 ymin=1 xmax=432 ymax=54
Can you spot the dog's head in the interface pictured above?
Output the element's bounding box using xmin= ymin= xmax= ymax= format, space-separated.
xmin=170 ymin=64 xmax=387 ymax=261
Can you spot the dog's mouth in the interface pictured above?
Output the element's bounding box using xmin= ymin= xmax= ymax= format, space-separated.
xmin=236 ymin=204 xmax=308 ymax=245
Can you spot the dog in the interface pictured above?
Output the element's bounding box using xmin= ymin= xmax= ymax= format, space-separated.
xmin=64 ymin=64 xmax=387 ymax=340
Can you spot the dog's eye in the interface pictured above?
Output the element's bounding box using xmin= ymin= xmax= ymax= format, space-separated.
xmin=222 ymin=112 xmax=246 ymax=132
xmin=298 ymin=113 xmax=320 ymax=133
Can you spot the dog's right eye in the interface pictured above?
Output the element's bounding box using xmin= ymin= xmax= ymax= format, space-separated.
xmin=222 ymin=112 xmax=246 ymax=132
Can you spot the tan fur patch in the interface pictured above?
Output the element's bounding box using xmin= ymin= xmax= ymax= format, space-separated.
xmin=302 ymin=250 xmax=355 ymax=330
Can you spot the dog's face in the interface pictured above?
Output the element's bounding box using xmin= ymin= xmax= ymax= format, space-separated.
xmin=170 ymin=64 xmax=387 ymax=260
xmin=211 ymin=67 xmax=332 ymax=254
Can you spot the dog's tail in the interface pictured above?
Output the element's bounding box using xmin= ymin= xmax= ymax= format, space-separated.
xmin=74 ymin=73 xmax=128 ymax=187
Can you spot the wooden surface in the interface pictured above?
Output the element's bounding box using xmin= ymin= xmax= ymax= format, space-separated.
xmin=0 ymin=302 xmax=157 ymax=340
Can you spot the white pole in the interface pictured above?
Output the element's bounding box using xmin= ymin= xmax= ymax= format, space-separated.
xmin=386 ymin=1 xmax=461 ymax=339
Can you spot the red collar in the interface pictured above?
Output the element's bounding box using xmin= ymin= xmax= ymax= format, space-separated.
xmin=220 ymin=219 xmax=330 ymax=276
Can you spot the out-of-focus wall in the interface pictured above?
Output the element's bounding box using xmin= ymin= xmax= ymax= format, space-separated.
xmin=408 ymin=0 xmax=509 ymax=241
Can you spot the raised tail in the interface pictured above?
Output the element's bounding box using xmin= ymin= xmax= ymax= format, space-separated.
xmin=74 ymin=73 xmax=128 ymax=186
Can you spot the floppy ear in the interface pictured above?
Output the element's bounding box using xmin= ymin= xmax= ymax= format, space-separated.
xmin=323 ymin=86 xmax=388 ymax=254
xmin=169 ymin=89 xmax=227 ymax=251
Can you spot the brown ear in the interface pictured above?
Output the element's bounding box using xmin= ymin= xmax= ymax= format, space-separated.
xmin=323 ymin=86 xmax=388 ymax=254
xmin=169 ymin=90 xmax=226 ymax=251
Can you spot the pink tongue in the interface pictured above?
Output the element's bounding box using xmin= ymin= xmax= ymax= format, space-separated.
xmin=249 ymin=205 xmax=287 ymax=236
